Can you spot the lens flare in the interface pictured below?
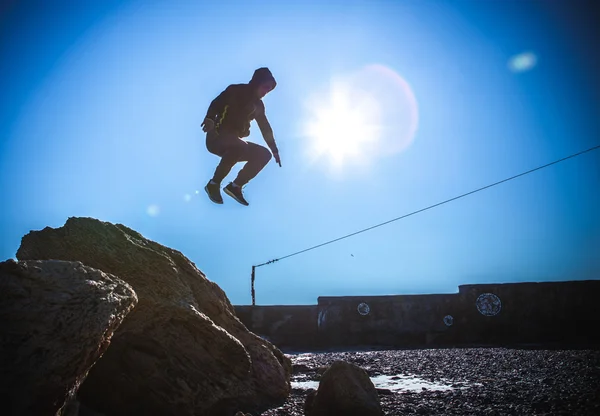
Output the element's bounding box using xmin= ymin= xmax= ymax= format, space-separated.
xmin=508 ymin=52 xmax=538 ymax=73
xmin=146 ymin=204 xmax=160 ymax=217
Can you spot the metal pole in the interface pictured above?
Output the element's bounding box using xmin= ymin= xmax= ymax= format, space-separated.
xmin=250 ymin=259 xmax=277 ymax=307
xmin=251 ymin=265 xmax=256 ymax=306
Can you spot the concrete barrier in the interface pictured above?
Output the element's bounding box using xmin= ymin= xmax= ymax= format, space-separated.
xmin=456 ymin=280 xmax=600 ymax=347
xmin=234 ymin=280 xmax=600 ymax=351
xmin=235 ymin=305 xmax=319 ymax=350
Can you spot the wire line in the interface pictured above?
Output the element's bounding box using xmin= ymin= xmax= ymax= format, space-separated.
xmin=255 ymin=144 xmax=600 ymax=267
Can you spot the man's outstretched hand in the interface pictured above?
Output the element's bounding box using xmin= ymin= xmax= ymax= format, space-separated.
xmin=201 ymin=118 xmax=214 ymax=133
xmin=273 ymin=151 xmax=282 ymax=167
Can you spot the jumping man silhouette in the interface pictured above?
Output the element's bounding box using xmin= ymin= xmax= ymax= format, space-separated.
xmin=202 ymin=67 xmax=281 ymax=206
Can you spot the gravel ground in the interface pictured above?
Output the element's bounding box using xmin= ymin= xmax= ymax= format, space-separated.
xmin=262 ymin=348 xmax=600 ymax=416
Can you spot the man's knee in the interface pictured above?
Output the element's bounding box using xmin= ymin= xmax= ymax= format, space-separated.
xmin=256 ymin=145 xmax=272 ymax=164
xmin=263 ymin=147 xmax=273 ymax=163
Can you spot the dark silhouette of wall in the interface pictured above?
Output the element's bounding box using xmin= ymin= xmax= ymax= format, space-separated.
xmin=234 ymin=280 xmax=600 ymax=351
xmin=455 ymin=281 xmax=600 ymax=347
xmin=235 ymin=305 xmax=318 ymax=350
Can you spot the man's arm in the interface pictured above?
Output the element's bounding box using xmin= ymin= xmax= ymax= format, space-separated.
xmin=204 ymin=86 xmax=233 ymax=122
xmin=254 ymin=100 xmax=277 ymax=152
xmin=255 ymin=100 xmax=281 ymax=167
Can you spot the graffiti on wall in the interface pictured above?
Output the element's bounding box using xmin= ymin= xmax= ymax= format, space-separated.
xmin=318 ymin=302 xmax=371 ymax=330
xmin=476 ymin=293 xmax=502 ymax=316
xmin=317 ymin=309 xmax=327 ymax=329
xmin=318 ymin=305 xmax=341 ymax=329
xmin=357 ymin=302 xmax=370 ymax=316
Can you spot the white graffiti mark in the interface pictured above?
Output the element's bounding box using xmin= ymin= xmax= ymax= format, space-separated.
xmin=443 ymin=315 xmax=454 ymax=326
xmin=476 ymin=293 xmax=502 ymax=316
xmin=318 ymin=309 xmax=327 ymax=329
xmin=357 ymin=302 xmax=370 ymax=316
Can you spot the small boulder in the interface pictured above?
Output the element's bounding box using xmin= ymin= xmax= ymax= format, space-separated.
xmin=304 ymin=360 xmax=384 ymax=416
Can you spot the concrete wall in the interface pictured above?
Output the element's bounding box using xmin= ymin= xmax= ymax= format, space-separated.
xmin=317 ymin=293 xmax=458 ymax=348
xmin=235 ymin=305 xmax=319 ymax=350
xmin=234 ymin=280 xmax=600 ymax=351
xmin=455 ymin=280 xmax=600 ymax=347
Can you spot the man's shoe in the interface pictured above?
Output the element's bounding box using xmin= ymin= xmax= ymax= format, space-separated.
xmin=205 ymin=180 xmax=223 ymax=204
xmin=224 ymin=182 xmax=249 ymax=206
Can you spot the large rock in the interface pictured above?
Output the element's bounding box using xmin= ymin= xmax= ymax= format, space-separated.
xmin=304 ymin=361 xmax=384 ymax=416
xmin=17 ymin=217 xmax=291 ymax=416
xmin=0 ymin=259 xmax=137 ymax=416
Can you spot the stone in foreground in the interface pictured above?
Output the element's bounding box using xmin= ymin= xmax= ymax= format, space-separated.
xmin=305 ymin=360 xmax=384 ymax=416
xmin=0 ymin=259 xmax=137 ymax=416
xmin=17 ymin=217 xmax=291 ymax=416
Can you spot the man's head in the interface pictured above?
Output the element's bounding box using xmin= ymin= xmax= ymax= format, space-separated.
xmin=250 ymin=67 xmax=277 ymax=98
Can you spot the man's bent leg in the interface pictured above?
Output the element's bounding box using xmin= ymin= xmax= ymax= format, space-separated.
xmin=212 ymin=151 xmax=239 ymax=184
xmin=205 ymin=132 xmax=247 ymax=204
xmin=232 ymin=142 xmax=272 ymax=186
xmin=207 ymin=133 xmax=247 ymax=184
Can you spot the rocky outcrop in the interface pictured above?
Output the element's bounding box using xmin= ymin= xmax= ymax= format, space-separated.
xmin=0 ymin=259 xmax=137 ymax=416
xmin=17 ymin=217 xmax=291 ymax=416
xmin=304 ymin=361 xmax=383 ymax=416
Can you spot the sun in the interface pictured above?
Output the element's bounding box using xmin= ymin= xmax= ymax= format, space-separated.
xmin=300 ymin=65 xmax=419 ymax=172
xmin=303 ymin=81 xmax=383 ymax=167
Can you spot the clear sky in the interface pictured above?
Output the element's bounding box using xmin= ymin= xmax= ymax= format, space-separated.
xmin=1 ymin=0 xmax=599 ymax=305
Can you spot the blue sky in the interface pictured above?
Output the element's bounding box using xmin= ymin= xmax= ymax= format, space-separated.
xmin=1 ymin=0 xmax=599 ymax=305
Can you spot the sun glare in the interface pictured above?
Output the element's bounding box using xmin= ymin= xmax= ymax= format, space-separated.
xmin=301 ymin=64 xmax=419 ymax=171
xmin=304 ymin=85 xmax=382 ymax=166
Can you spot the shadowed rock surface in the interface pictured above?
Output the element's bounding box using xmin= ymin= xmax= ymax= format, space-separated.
xmin=0 ymin=259 xmax=137 ymax=416
xmin=17 ymin=217 xmax=291 ymax=416
xmin=304 ymin=360 xmax=383 ymax=416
